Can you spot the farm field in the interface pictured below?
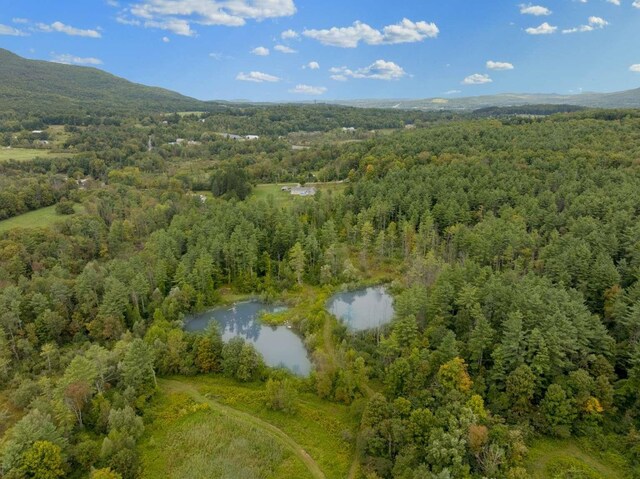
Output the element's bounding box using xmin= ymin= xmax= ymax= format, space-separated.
xmin=0 ymin=204 xmax=86 ymax=233
xmin=0 ymin=147 xmax=74 ymax=162
xmin=138 ymin=377 xmax=359 ymax=479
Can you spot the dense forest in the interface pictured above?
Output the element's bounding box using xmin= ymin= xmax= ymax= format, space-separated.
xmin=1 ymin=107 xmax=640 ymax=479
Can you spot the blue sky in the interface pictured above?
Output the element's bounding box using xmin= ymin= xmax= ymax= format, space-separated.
xmin=1 ymin=0 xmax=639 ymax=101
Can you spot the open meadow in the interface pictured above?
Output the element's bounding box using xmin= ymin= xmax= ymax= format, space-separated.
xmin=525 ymin=438 xmax=630 ymax=479
xmin=0 ymin=148 xmax=74 ymax=162
xmin=0 ymin=204 xmax=86 ymax=233
xmin=138 ymin=377 xmax=359 ymax=479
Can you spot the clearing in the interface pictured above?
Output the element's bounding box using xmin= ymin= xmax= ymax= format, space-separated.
xmin=526 ymin=438 xmax=630 ymax=478
xmin=0 ymin=205 xmax=86 ymax=234
xmin=252 ymin=182 xmax=347 ymax=207
xmin=138 ymin=376 xmax=358 ymax=479
xmin=0 ymin=148 xmax=74 ymax=162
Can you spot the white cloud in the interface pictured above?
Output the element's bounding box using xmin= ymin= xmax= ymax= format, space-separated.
xmin=126 ymin=0 xmax=296 ymax=34
xmin=525 ymin=22 xmax=557 ymax=34
xmin=381 ymin=18 xmax=440 ymax=43
xmin=520 ymin=4 xmax=552 ymax=15
xmin=162 ymin=36 xmax=170 ymax=42
xmin=330 ymin=60 xmax=407 ymax=81
xmin=562 ymin=16 xmax=608 ymax=33
xmin=445 ymin=90 xmax=461 ymax=95
xmin=0 ymin=24 xmax=27 ymax=36
xmin=12 ymin=18 xmax=29 ymax=24
xmin=290 ymin=84 xmax=327 ymax=95
xmin=630 ymin=64 xmax=640 ymax=72
xmin=236 ymin=71 xmax=280 ymax=82
xmin=588 ymin=16 xmax=608 ymax=27
xmin=303 ymin=18 xmax=438 ymax=48
xmin=304 ymin=61 xmax=320 ymax=70
xmin=252 ymin=46 xmax=270 ymax=56
xmin=462 ymin=73 xmax=493 ymax=85
xmin=606 ymin=0 xmax=620 ymax=5
xmin=274 ymin=44 xmax=297 ymax=53
xmin=116 ymin=16 xmax=141 ymax=26
xmin=37 ymin=21 xmax=102 ymax=38
xmin=281 ymin=29 xmax=298 ymax=39
xmin=51 ymin=53 xmax=103 ymax=65
xmin=486 ymin=60 xmax=514 ymax=70
xmin=634 ymin=1 xmax=640 ymax=8
xmin=143 ymin=18 xmax=195 ymax=36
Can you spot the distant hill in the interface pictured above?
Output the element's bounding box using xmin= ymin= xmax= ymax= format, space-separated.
xmin=0 ymin=48 xmax=210 ymax=115
xmin=331 ymin=89 xmax=640 ymax=111
xmin=1 ymin=48 xmax=639 ymax=116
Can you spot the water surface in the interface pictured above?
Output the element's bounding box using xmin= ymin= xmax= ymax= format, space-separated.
xmin=185 ymin=301 xmax=311 ymax=376
xmin=327 ymin=286 xmax=394 ymax=331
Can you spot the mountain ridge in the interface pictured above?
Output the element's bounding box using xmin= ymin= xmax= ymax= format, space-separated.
xmin=1 ymin=48 xmax=639 ymax=114
xmin=0 ymin=48 xmax=210 ymax=115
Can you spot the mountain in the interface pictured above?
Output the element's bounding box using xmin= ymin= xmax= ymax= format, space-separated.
xmin=1 ymin=48 xmax=639 ymax=115
xmin=0 ymin=48 xmax=210 ymax=115
xmin=330 ymin=89 xmax=640 ymax=111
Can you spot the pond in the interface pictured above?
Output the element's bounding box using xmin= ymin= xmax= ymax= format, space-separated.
xmin=326 ymin=286 xmax=395 ymax=332
xmin=184 ymin=300 xmax=311 ymax=376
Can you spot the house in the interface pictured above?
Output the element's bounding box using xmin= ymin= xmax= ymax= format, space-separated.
xmin=290 ymin=186 xmax=317 ymax=197
xmin=341 ymin=127 xmax=356 ymax=133
xmin=221 ymin=133 xmax=243 ymax=140
xmin=77 ymin=178 xmax=92 ymax=189
xmin=245 ymin=135 xmax=260 ymax=140
xmin=31 ymin=130 xmax=44 ymax=134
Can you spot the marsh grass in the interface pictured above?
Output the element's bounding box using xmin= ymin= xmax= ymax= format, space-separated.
xmin=139 ymin=377 xmax=358 ymax=479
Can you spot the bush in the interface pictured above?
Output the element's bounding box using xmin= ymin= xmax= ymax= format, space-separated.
xmin=55 ymin=199 xmax=75 ymax=215
xmin=265 ymin=377 xmax=298 ymax=414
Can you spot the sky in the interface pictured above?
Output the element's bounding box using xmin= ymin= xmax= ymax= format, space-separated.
xmin=1 ymin=0 xmax=639 ymax=101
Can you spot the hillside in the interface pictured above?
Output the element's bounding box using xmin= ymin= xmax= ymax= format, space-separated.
xmin=0 ymin=48 xmax=210 ymax=115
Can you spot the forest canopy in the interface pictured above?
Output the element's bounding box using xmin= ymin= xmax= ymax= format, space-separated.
xmin=1 ymin=108 xmax=640 ymax=479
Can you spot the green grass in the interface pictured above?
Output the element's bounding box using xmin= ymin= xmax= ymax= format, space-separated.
xmin=139 ymin=376 xmax=358 ymax=479
xmin=526 ymin=438 xmax=630 ymax=479
xmin=139 ymin=392 xmax=306 ymax=479
xmin=252 ymin=182 xmax=347 ymax=207
xmin=0 ymin=148 xmax=74 ymax=162
xmin=0 ymin=204 xmax=86 ymax=234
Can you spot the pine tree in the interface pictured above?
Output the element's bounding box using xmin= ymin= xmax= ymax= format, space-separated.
xmin=289 ymin=242 xmax=306 ymax=285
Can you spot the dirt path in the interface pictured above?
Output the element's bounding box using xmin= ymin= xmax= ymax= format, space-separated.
xmin=160 ymin=378 xmax=326 ymax=479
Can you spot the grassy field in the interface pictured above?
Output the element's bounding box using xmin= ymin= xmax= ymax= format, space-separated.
xmin=525 ymin=438 xmax=630 ymax=479
xmin=252 ymin=182 xmax=347 ymax=207
xmin=0 ymin=148 xmax=74 ymax=162
xmin=0 ymin=204 xmax=86 ymax=234
xmin=138 ymin=376 xmax=359 ymax=479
